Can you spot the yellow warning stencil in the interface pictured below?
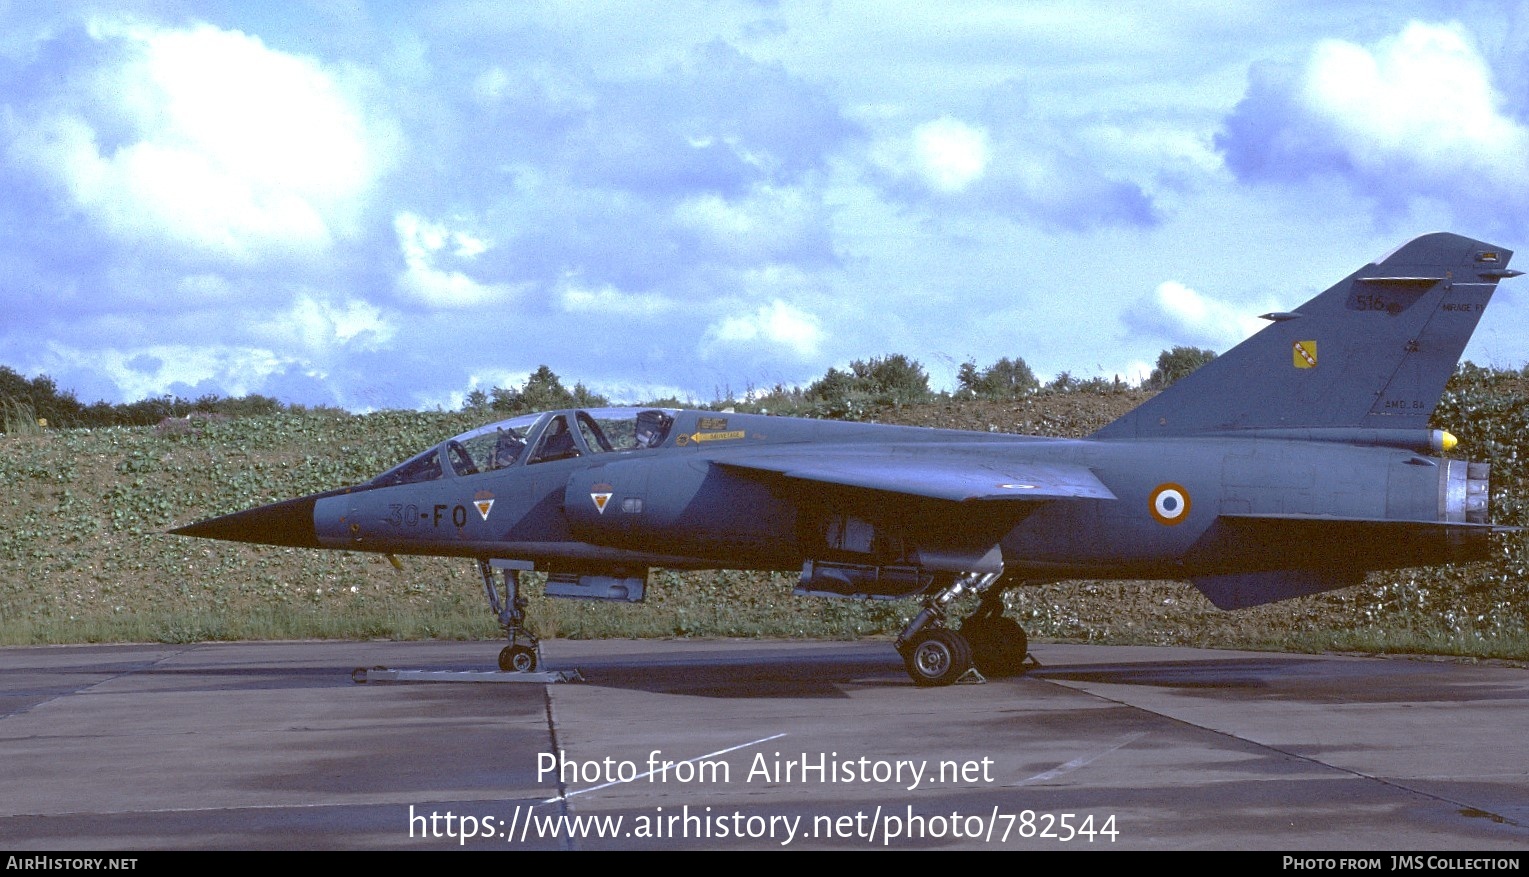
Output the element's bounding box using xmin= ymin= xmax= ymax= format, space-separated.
xmin=687 ymin=430 xmax=746 ymax=443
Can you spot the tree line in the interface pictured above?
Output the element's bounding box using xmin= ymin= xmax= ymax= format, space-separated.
xmin=0 ymin=347 xmax=1220 ymax=432
xmin=0 ymin=367 xmax=290 ymax=432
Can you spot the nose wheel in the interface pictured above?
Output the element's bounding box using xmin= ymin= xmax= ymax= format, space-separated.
xmin=498 ymin=643 xmax=537 ymax=672
xmin=480 ymin=559 xmax=542 ymax=673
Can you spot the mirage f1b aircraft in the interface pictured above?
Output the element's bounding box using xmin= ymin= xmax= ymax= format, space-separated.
xmin=174 ymin=233 xmax=1520 ymax=686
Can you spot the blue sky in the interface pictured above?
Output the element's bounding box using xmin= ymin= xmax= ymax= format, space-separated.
xmin=2 ymin=2 xmax=1526 ymax=410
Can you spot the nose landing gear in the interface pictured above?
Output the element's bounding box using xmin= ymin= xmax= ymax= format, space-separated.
xmin=479 ymin=559 xmax=541 ymax=673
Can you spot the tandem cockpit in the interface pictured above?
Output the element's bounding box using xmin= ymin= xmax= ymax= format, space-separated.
xmin=368 ymin=408 xmax=678 ymax=488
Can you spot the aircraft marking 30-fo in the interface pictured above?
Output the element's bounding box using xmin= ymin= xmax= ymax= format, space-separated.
xmin=174 ymin=233 xmax=1520 ymax=686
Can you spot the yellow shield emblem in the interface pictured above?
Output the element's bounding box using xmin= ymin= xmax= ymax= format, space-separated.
xmin=1293 ymin=340 xmax=1317 ymax=368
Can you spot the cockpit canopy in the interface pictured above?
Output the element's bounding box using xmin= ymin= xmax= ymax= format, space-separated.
xmin=368 ymin=408 xmax=677 ymax=488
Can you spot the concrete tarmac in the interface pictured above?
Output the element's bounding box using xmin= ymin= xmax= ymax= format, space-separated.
xmin=1 ymin=638 xmax=1526 ymax=850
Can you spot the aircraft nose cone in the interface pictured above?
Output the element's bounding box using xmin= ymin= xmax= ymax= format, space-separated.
xmin=170 ymin=495 xmax=322 ymax=549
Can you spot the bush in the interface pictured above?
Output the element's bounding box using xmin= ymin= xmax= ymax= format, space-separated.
xmin=807 ymin=354 xmax=931 ymax=412
xmin=1146 ymin=346 xmax=1217 ymax=389
xmin=958 ymin=357 xmax=1039 ymax=399
xmin=486 ymin=365 xmax=610 ymax=414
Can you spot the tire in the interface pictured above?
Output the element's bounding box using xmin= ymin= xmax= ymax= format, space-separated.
xmin=499 ymin=645 xmax=537 ymax=672
xmin=903 ymin=628 xmax=973 ymax=687
xmin=961 ymin=615 xmax=1029 ymax=677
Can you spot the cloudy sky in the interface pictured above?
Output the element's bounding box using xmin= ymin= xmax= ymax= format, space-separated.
xmin=2 ymin=1 xmax=1527 ymax=411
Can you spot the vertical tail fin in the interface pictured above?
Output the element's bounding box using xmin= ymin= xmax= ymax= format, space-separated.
xmin=1095 ymin=233 xmax=1518 ymax=439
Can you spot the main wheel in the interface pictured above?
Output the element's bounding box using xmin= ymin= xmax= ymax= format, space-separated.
xmin=961 ymin=615 xmax=1029 ymax=677
xmin=499 ymin=645 xmax=537 ymax=672
xmin=903 ymin=628 xmax=973 ymax=687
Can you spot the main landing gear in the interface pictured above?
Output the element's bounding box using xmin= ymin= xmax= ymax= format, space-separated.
xmin=478 ymin=559 xmax=540 ymax=672
xmin=894 ymin=573 xmax=1032 ymax=687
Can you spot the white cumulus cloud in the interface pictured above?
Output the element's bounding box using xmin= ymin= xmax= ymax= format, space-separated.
xmin=703 ymin=299 xmax=824 ymax=358
xmin=559 ymin=282 xmax=675 ymax=316
xmin=394 ymin=212 xmax=517 ymax=308
xmin=282 ymin=296 xmax=396 ymax=351
xmin=7 ymin=18 xmax=394 ymax=259
xmin=672 ymin=184 xmax=829 ymax=264
xmin=911 ymin=117 xmax=991 ymax=193
xmin=1125 ymin=280 xmax=1275 ymax=352
xmin=873 ymin=116 xmax=992 ymax=195
xmin=1219 ymin=21 xmax=1529 ymax=224
xmin=54 ymin=343 xmax=295 ymax=402
xmin=1301 ymin=22 xmax=1527 ymax=178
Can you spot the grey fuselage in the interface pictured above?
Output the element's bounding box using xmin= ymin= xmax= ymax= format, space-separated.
xmin=307 ymin=408 xmax=1480 ymax=587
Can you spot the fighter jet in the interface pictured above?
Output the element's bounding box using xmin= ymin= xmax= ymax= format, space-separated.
xmin=174 ymin=232 xmax=1520 ymax=686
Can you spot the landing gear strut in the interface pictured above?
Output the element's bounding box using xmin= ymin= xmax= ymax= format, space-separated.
xmin=894 ymin=572 xmax=1031 ymax=686
xmin=479 ymin=559 xmax=540 ymax=672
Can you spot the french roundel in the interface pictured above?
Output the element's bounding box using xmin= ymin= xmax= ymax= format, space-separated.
xmin=1149 ymin=483 xmax=1191 ymax=526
